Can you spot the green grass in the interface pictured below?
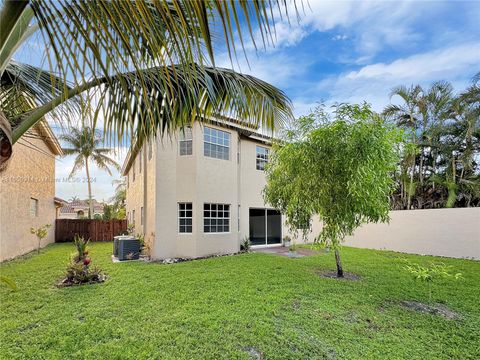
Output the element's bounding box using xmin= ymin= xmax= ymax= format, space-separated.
xmin=1 ymin=243 xmax=479 ymax=359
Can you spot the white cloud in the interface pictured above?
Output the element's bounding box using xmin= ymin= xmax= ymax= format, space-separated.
xmin=316 ymin=42 xmax=480 ymax=111
xmin=244 ymin=0 xmax=448 ymax=61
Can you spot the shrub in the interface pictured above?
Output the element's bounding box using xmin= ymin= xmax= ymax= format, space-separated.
xmin=240 ymin=237 xmax=251 ymax=252
xmin=30 ymin=224 xmax=51 ymax=254
xmin=59 ymin=235 xmax=105 ymax=286
xmin=404 ymin=261 xmax=462 ymax=301
xmin=73 ymin=234 xmax=89 ymax=262
xmin=63 ymin=262 xmax=104 ymax=286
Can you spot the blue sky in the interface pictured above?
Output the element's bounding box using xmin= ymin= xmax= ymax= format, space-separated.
xmin=15 ymin=0 xmax=480 ymax=201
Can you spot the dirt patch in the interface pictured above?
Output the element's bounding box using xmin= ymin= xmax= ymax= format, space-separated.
xmin=254 ymin=246 xmax=324 ymax=258
xmin=243 ymin=347 xmax=263 ymax=360
xmin=317 ymin=270 xmax=361 ymax=281
xmin=399 ymin=301 xmax=460 ymax=320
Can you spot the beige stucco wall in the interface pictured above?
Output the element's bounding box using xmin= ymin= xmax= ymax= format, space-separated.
xmin=0 ymin=129 xmax=57 ymax=261
xmin=125 ymin=123 xmax=320 ymax=260
xmin=342 ymin=208 xmax=480 ymax=260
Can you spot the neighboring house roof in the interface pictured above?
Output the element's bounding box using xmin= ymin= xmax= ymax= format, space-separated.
xmin=121 ymin=115 xmax=273 ymax=175
xmin=59 ymin=199 xmax=105 ymax=215
xmin=35 ymin=121 xmax=64 ymax=156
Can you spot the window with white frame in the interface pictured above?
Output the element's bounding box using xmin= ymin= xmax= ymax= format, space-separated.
xmin=204 ymin=203 xmax=230 ymax=233
xmin=30 ymin=198 xmax=38 ymax=217
xmin=178 ymin=203 xmax=193 ymax=233
xmin=204 ymin=127 xmax=230 ymax=160
xmin=132 ymin=209 xmax=136 ymax=225
xmin=256 ymin=146 xmax=269 ymax=170
xmin=179 ymin=127 xmax=193 ymax=156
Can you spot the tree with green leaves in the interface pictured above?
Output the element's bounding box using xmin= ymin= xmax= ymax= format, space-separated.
xmin=0 ymin=1 xmax=295 ymax=170
xmin=384 ymin=75 xmax=479 ymax=209
xmin=264 ymin=104 xmax=401 ymax=277
xmin=61 ymin=127 xmax=119 ymax=219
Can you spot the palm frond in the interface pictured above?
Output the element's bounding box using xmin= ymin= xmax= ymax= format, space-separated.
xmin=68 ymin=155 xmax=85 ymax=178
xmin=1 ymin=61 xmax=79 ymax=125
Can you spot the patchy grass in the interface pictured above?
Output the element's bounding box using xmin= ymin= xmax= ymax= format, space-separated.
xmin=1 ymin=243 xmax=479 ymax=359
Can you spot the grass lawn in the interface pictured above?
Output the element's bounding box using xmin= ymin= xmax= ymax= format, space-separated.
xmin=1 ymin=243 xmax=479 ymax=359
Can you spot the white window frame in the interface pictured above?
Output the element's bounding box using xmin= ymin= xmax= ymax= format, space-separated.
xmin=203 ymin=203 xmax=230 ymax=233
xmin=178 ymin=203 xmax=193 ymax=233
xmin=204 ymin=127 xmax=230 ymax=160
xmin=256 ymin=146 xmax=269 ymax=171
xmin=179 ymin=127 xmax=193 ymax=156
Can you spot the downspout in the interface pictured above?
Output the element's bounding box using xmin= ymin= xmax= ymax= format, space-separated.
xmin=143 ymin=143 xmax=148 ymax=237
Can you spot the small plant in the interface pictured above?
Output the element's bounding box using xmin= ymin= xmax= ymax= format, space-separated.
xmin=73 ymin=234 xmax=90 ymax=262
xmin=136 ymin=233 xmax=145 ymax=250
xmin=283 ymin=236 xmax=291 ymax=247
xmin=126 ymin=224 xmax=135 ymax=235
xmin=289 ymin=244 xmax=297 ymax=252
xmin=404 ymin=261 xmax=462 ymax=302
xmin=60 ymin=235 xmax=105 ymax=286
xmin=240 ymin=237 xmax=251 ymax=252
xmin=30 ymin=224 xmax=51 ymax=254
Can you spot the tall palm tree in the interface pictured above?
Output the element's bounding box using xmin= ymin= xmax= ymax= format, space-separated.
xmin=0 ymin=1 xmax=296 ymax=169
xmin=61 ymin=127 xmax=120 ymax=219
xmin=383 ymin=85 xmax=424 ymax=209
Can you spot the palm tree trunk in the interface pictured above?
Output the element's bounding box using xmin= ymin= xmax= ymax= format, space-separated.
xmin=335 ymin=249 xmax=344 ymax=278
xmin=407 ymin=166 xmax=414 ymax=209
xmin=85 ymin=156 xmax=93 ymax=219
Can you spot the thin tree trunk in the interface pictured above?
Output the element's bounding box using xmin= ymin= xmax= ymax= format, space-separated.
xmin=334 ymin=249 xmax=344 ymax=278
xmin=407 ymin=167 xmax=414 ymax=210
xmin=85 ymin=156 xmax=93 ymax=219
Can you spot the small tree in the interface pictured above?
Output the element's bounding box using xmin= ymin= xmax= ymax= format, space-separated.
xmin=264 ymin=103 xmax=401 ymax=277
xmin=404 ymin=261 xmax=462 ymax=302
xmin=30 ymin=224 xmax=51 ymax=254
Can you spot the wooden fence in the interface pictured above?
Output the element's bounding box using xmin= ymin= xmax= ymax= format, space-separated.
xmin=55 ymin=219 xmax=128 ymax=242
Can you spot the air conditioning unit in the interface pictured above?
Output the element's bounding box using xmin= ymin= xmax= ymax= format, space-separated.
xmin=113 ymin=235 xmax=140 ymax=261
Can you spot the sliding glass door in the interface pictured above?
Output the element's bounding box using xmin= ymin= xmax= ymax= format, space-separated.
xmin=249 ymin=208 xmax=282 ymax=246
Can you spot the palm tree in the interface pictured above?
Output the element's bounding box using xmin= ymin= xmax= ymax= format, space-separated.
xmin=0 ymin=1 xmax=296 ymax=170
xmin=61 ymin=127 xmax=120 ymax=219
xmin=383 ymin=85 xmax=424 ymax=209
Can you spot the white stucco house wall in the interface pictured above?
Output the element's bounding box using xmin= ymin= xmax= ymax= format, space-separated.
xmin=123 ymin=117 xmax=320 ymax=260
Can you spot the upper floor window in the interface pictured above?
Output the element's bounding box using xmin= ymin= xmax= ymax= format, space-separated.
xmin=204 ymin=127 xmax=230 ymax=160
xmin=256 ymin=146 xmax=269 ymax=170
xmin=179 ymin=127 xmax=193 ymax=156
xmin=30 ymin=198 xmax=38 ymax=217
xmin=204 ymin=203 xmax=230 ymax=233
xmin=178 ymin=203 xmax=193 ymax=233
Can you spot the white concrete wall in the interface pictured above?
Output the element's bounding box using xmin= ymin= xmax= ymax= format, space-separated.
xmin=343 ymin=208 xmax=480 ymax=260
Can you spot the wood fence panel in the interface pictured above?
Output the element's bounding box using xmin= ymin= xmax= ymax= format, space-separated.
xmin=55 ymin=219 xmax=127 ymax=242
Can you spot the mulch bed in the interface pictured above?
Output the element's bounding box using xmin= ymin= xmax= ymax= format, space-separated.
xmin=317 ymin=270 xmax=362 ymax=281
xmin=398 ymin=300 xmax=460 ymax=320
xmin=57 ymin=275 xmax=107 ymax=288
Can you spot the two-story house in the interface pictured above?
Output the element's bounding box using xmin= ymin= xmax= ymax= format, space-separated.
xmin=122 ymin=117 xmax=319 ymax=260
